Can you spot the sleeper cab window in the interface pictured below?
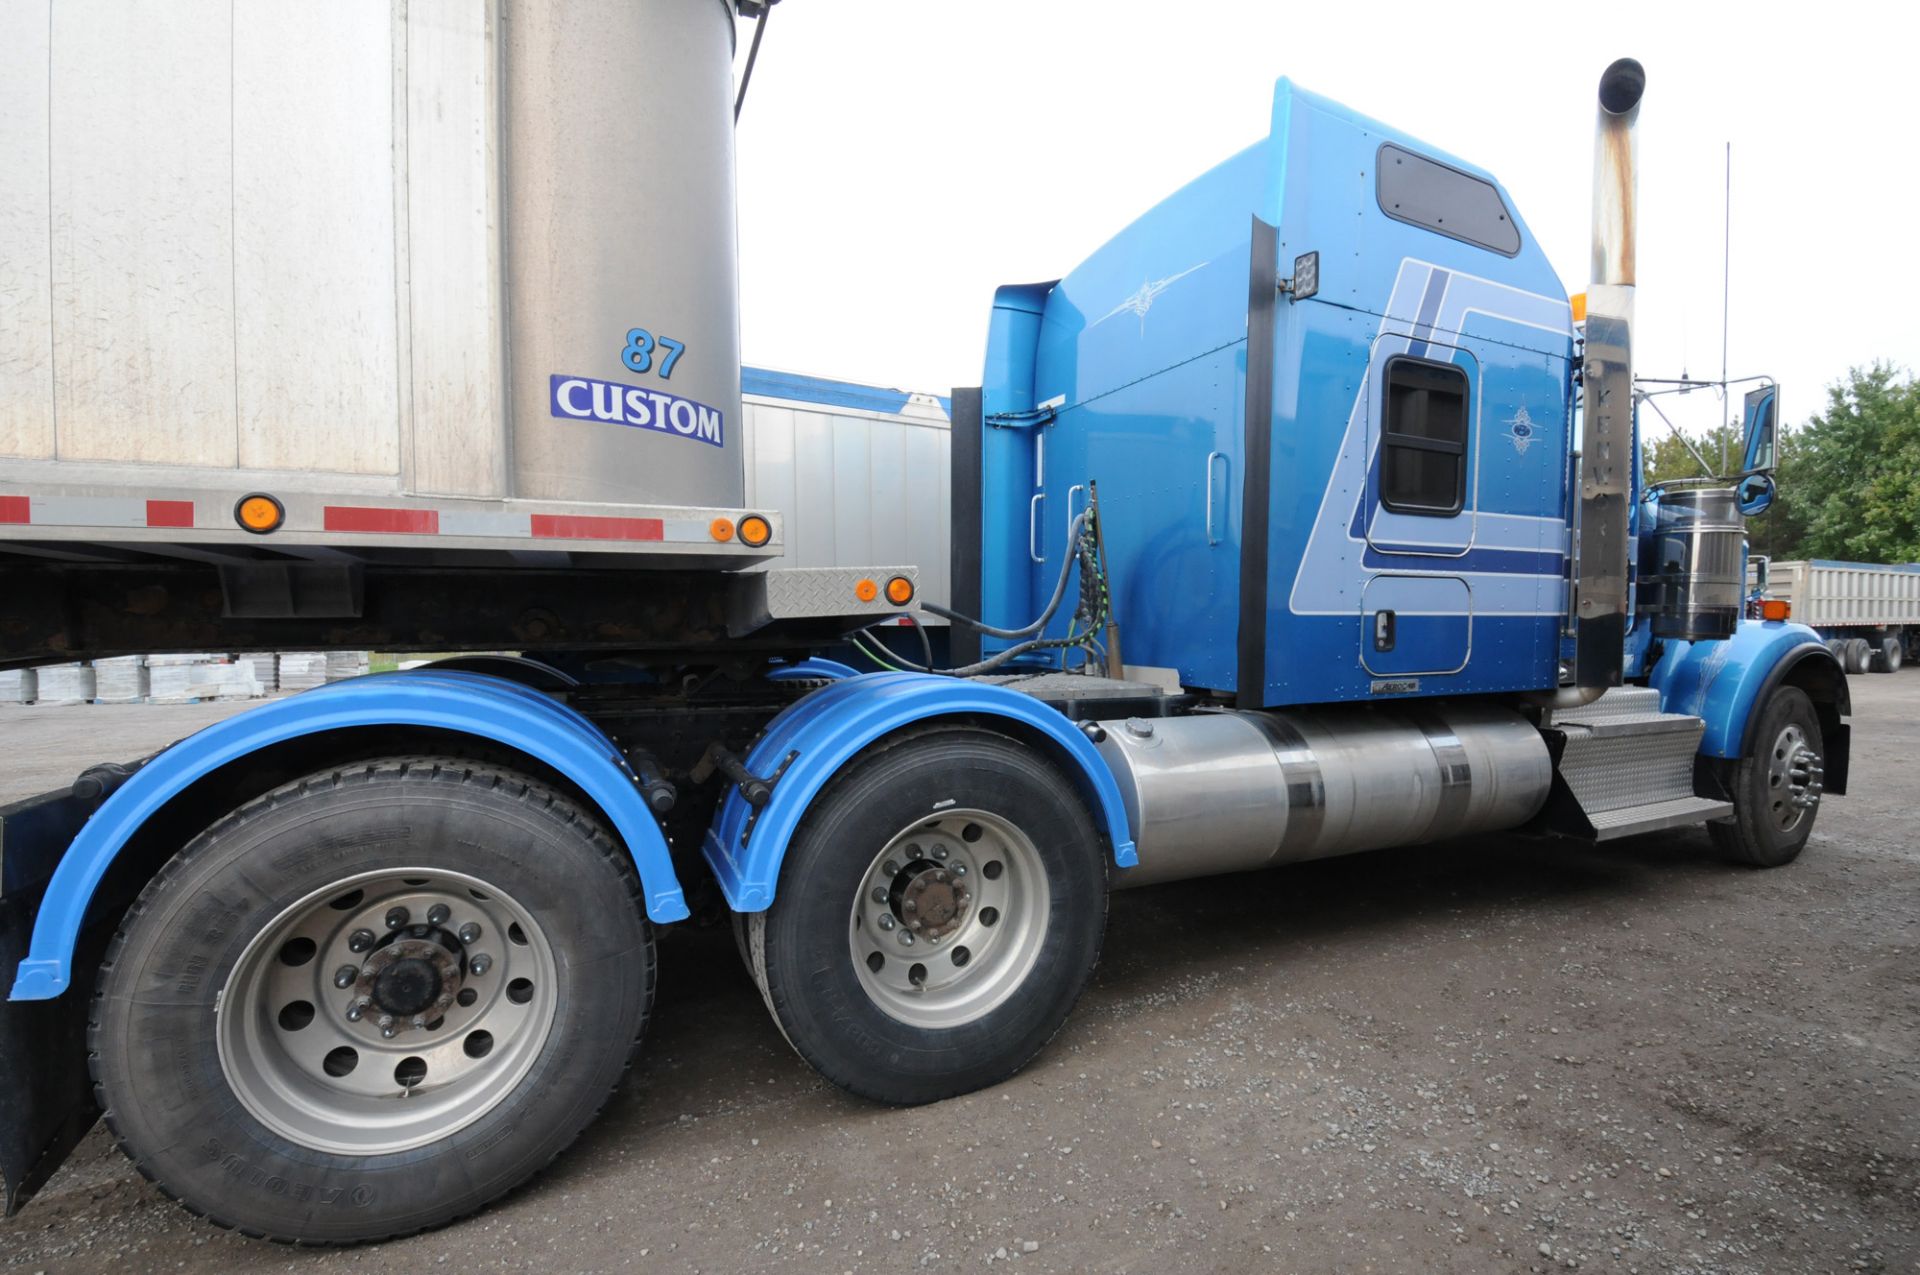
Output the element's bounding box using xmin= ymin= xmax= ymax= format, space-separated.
xmin=1381 ymin=357 xmax=1469 ymax=516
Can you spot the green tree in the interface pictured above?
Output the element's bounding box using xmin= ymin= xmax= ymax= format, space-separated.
xmin=1794 ymin=363 xmax=1920 ymax=563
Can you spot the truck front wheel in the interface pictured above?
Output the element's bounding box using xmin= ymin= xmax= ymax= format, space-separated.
xmin=745 ymin=726 xmax=1107 ymax=1106
xmin=90 ymin=757 xmax=655 ymax=1243
xmin=1707 ymin=687 xmax=1825 ymax=868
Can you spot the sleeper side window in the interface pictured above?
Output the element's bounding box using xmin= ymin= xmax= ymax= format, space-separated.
xmin=1380 ymin=357 xmax=1469 ymax=516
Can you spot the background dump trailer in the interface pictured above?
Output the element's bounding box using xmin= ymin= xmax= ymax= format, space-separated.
xmin=1757 ymin=560 xmax=1920 ymax=673
xmin=0 ymin=4 xmax=1851 ymax=1248
xmin=742 ymin=368 xmax=953 ymax=617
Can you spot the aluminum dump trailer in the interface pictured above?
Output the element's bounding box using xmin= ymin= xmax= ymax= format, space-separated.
xmin=1 ymin=0 xmax=755 ymax=559
xmin=1759 ymin=559 xmax=1920 ymax=672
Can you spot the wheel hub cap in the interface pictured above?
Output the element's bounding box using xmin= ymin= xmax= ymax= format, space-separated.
xmin=1766 ymin=721 xmax=1824 ymax=831
xmin=899 ymin=866 xmax=970 ymax=939
xmin=361 ymin=937 xmax=461 ymax=1023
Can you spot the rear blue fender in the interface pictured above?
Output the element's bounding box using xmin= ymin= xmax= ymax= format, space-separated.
xmin=1648 ymin=620 xmax=1837 ymax=758
xmin=702 ymin=672 xmax=1137 ymax=911
xmin=9 ymin=670 xmax=685 ymax=1002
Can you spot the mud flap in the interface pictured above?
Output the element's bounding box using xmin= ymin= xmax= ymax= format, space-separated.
xmin=0 ymin=887 xmax=100 ymax=1216
xmin=0 ymin=779 xmax=122 ymax=1216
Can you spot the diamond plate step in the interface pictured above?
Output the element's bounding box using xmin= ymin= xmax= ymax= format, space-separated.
xmin=1552 ymin=685 xmax=1663 ymax=723
xmin=1587 ymin=795 xmax=1733 ymax=840
xmin=1557 ymin=712 xmax=1705 ymax=814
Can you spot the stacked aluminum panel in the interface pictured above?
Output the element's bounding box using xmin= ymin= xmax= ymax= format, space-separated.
xmin=325 ymin=651 xmax=371 ymax=683
xmin=150 ymin=660 xmax=259 ymax=704
xmin=236 ymin=652 xmax=279 ymax=694
xmin=278 ymin=653 xmax=329 ymax=692
xmin=0 ymin=669 xmax=37 ymax=704
xmin=36 ymin=664 xmax=96 ymax=704
xmin=93 ymin=655 xmax=151 ymax=703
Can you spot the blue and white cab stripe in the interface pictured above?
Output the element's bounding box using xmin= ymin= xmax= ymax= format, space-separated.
xmin=1290 ymin=258 xmax=1574 ymax=618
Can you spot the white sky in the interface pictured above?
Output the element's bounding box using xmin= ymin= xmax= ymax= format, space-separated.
xmin=733 ymin=1 xmax=1919 ymax=438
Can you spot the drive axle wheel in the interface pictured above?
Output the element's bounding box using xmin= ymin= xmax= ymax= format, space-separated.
xmin=1708 ymin=687 xmax=1825 ymax=868
xmin=90 ymin=758 xmax=655 ymax=1243
xmin=746 ymin=726 xmax=1106 ymax=1106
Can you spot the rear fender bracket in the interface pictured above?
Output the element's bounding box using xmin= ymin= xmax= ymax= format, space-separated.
xmin=701 ymin=672 xmax=1137 ymax=911
xmin=7 ymin=670 xmax=687 ymax=1003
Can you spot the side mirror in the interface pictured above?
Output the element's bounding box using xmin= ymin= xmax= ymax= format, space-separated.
xmin=1741 ymin=384 xmax=1778 ymax=473
xmin=1737 ymin=471 xmax=1776 ymax=516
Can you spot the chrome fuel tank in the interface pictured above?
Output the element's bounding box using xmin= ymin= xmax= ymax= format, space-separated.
xmin=1096 ymin=703 xmax=1552 ymax=887
xmin=1642 ymin=487 xmax=1746 ymax=640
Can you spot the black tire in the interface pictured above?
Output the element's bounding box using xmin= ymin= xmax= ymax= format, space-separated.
xmin=1844 ymin=637 xmax=1871 ymax=675
xmin=1707 ymin=687 xmax=1824 ymax=868
xmin=1879 ymin=636 xmax=1903 ymax=673
xmin=747 ymin=726 xmax=1107 ymax=1106
xmin=90 ymin=757 xmax=655 ymax=1243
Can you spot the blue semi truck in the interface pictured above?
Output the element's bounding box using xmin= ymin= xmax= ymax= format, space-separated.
xmin=0 ymin=6 xmax=1847 ymax=1244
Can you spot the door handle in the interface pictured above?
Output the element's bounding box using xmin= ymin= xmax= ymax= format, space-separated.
xmin=1065 ymin=483 xmax=1087 ymax=549
xmin=1205 ymin=451 xmax=1228 ymax=545
xmin=1028 ymin=493 xmax=1046 ymax=563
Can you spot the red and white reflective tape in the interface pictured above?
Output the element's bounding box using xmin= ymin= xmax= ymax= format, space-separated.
xmin=0 ymin=495 xmax=194 ymax=529
xmin=0 ymin=495 xmax=726 ymax=545
xmin=322 ymin=505 xmax=668 ymax=542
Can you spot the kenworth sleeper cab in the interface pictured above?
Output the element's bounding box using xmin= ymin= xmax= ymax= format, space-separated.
xmin=0 ymin=2 xmax=1847 ymax=1242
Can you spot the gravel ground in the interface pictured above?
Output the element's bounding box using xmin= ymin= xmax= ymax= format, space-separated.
xmin=2 ymin=674 xmax=1915 ymax=1273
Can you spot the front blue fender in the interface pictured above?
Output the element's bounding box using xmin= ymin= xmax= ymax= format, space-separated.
xmin=702 ymin=672 xmax=1136 ymax=911
xmin=9 ymin=670 xmax=685 ymax=1002
xmin=1648 ymin=619 xmax=1833 ymax=758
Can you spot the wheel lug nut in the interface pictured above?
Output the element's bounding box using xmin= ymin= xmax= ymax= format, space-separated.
xmin=385 ymin=906 xmax=410 ymax=929
xmin=457 ymin=922 xmax=482 ymax=944
xmin=871 ymin=887 xmax=888 ymax=904
xmin=333 ymin=965 xmax=359 ymax=989
xmin=346 ymin=999 xmax=367 ymax=1022
xmin=951 ymin=863 xmax=967 ymax=876
xmin=876 ymin=915 xmax=896 ymax=931
xmin=427 ymin=904 xmax=451 ymax=926
xmin=935 ymin=871 xmax=950 ymax=884
xmin=348 ymin=928 xmax=375 ymax=953
xmin=933 ymin=845 xmax=949 ymax=860
xmin=883 ymin=860 xmax=900 ymax=877
xmin=897 ymin=931 xmax=915 ymax=946
xmin=469 ymin=953 xmax=493 ymax=976
xmin=411 ymin=1015 xmax=429 ymax=1031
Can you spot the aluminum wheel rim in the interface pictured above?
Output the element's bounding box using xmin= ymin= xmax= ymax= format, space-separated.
xmin=217 ymin=867 xmax=558 ymax=1155
xmin=849 ymin=809 xmax=1050 ymax=1029
xmin=1765 ymin=722 xmax=1822 ymax=834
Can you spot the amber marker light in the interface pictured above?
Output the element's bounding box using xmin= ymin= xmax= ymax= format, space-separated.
xmin=1570 ymin=292 xmax=1588 ymax=324
xmin=854 ymin=578 xmax=879 ymax=603
xmin=709 ymin=517 xmax=735 ymax=542
xmin=1759 ymin=599 xmax=1791 ymax=621
xmin=736 ymin=514 xmax=772 ymax=547
xmin=235 ymin=492 xmax=285 ymax=534
xmin=885 ymin=575 xmax=915 ymax=606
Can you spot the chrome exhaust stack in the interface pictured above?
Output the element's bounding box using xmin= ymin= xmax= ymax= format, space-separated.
xmin=1571 ymin=57 xmax=1645 ymax=691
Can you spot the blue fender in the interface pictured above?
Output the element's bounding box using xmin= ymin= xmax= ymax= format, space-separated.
xmin=9 ymin=670 xmax=686 ymax=1002
xmin=702 ymin=671 xmax=1137 ymax=911
xmin=1648 ymin=619 xmax=1839 ymax=758
xmin=765 ymin=657 xmax=859 ymax=682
